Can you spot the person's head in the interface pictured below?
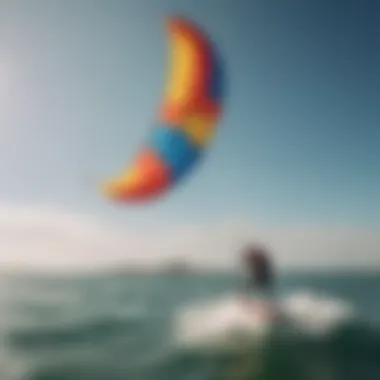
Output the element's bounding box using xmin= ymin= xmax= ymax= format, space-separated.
xmin=241 ymin=243 xmax=274 ymax=285
xmin=241 ymin=244 xmax=270 ymax=268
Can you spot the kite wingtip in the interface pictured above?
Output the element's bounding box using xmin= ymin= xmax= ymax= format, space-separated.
xmin=165 ymin=14 xmax=196 ymax=31
xmin=100 ymin=181 xmax=118 ymax=199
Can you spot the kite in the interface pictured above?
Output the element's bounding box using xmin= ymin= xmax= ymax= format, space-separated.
xmin=101 ymin=15 xmax=226 ymax=202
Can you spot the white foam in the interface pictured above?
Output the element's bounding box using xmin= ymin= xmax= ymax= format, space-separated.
xmin=174 ymin=289 xmax=356 ymax=350
xmin=280 ymin=289 xmax=356 ymax=336
xmin=174 ymin=294 xmax=276 ymax=351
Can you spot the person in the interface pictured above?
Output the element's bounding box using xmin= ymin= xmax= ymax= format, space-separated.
xmin=241 ymin=244 xmax=275 ymax=300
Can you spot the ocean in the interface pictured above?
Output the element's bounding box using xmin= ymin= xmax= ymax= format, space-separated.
xmin=0 ymin=271 xmax=379 ymax=380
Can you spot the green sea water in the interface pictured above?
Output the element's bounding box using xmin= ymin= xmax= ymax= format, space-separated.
xmin=0 ymin=272 xmax=379 ymax=380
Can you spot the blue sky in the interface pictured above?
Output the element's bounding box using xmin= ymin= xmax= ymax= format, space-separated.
xmin=1 ymin=0 xmax=379 ymax=232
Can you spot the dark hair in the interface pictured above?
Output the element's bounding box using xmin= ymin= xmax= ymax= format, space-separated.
xmin=241 ymin=244 xmax=274 ymax=286
xmin=242 ymin=244 xmax=269 ymax=261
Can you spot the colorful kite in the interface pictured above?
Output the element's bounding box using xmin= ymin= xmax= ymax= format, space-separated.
xmin=102 ymin=16 xmax=226 ymax=202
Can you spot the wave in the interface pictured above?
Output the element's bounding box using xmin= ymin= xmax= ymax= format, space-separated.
xmin=172 ymin=289 xmax=380 ymax=379
xmin=174 ymin=289 xmax=356 ymax=350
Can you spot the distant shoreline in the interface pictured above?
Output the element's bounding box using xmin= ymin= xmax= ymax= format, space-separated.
xmin=0 ymin=265 xmax=379 ymax=280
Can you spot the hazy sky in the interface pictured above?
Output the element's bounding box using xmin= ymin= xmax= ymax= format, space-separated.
xmin=0 ymin=0 xmax=379 ymax=270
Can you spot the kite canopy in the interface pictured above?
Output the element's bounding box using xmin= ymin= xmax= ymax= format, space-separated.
xmin=102 ymin=16 xmax=225 ymax=202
